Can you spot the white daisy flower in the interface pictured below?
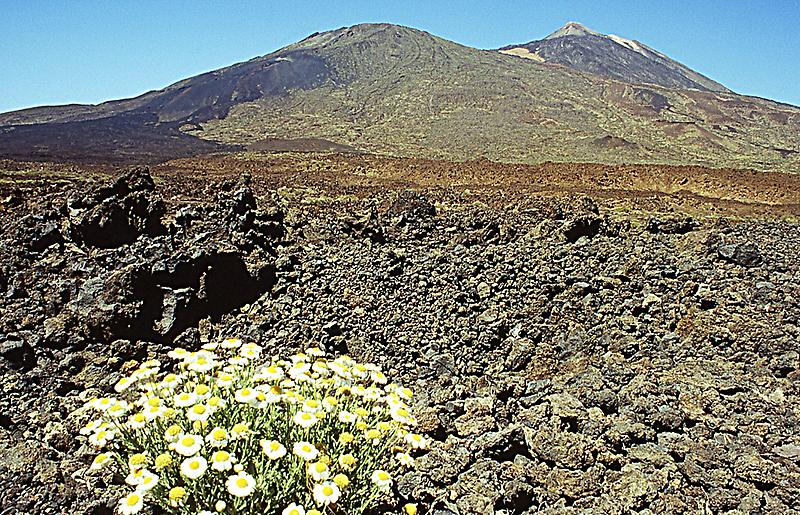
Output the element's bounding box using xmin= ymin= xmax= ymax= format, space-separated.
xmin=168 ymin=348 xmax=190 ymax=360
xmin=239 ymin=343 xmax=262 ymax=359
xmin=90 ymin=397 xmax=114 ymax=411
xmin=173 ymin=434 xmax=203 ymax=456
xmin=194 ymin=384 xmax=212 ymax=399
xmin=230 ymin=422 xmax=252 ymax=440
xmin=80 ymin=419 xmax=103 ymax=435
xmin=282 ymin=503 xmax=306 ymax=515
xmin=301 ymin=399 xmax=322 ymax=413
xmin=106 ymin=403 xmax=128 ymax=419
xmin=226 ymin=472 xmax=256 ymax=497
xmin=351 ymin=364 xmax=369 ymax=379
xmin=404 ymin=432 xmax=429 ymax=449
xmin=210 ymin=450 xmax=236 ymax=471
xmin=390 ymin=406 xmax=414 ymax=425
xmin=260 ymin=439 xmax=287 ymax=460
xmin=293 ymin=411 xmax=318 ymax=429
xmin=117 ymin=492 xmax=144 ymax=514
xmin=370 ymin=370 xmax=388 ymax=384
xmin=371 ymin=469 xmax=393 ymax=491
xmin=164 ymin=424 xmax=182 ymax=442
xmin=160 ymin=373 xmax=182 ymax=389
xmin=254 ymin=364 xmax=284 ymax=382
xmin=89 ymin=452 xmax=113 ymax=470
xmin=396 ymin=452 xmax=415 ymax=467
xmin=308 ymin=461 xmax=330 ymax=481
xmin=127 ymin=413 xmax=147 ymax=430
xmin=186 ymin=403 xmax=212 ymax=423
xmin=228 ymin=356 xmax=250 ymax=366
xmin=338 ymin=410 xmax=357 ymax=423
xmin=216 ymin=373 xmax=235 ymax=388
xmin=137 ymin=470 xmax=159 ymax=491
xmin=125 ymin=469 xmax=146 ymax=486
xmin=187 ymin=354 xmax=218 ymax=373
xmin=174 ymin=391 xmax=197 ymax=408
xmin=180 ymin=455 xmax=208 ymax=480
xmin=220 ymin=338 xmax=243 ymax=349
xmin=312 ymin=481 xmax=341 ymax=506
xmin=234 ymin=387 xmax=258 ymax=404
xmin=288 ymin=362 xmax=311 ymax=378
xmin=114 ymin=376 xmax=136 ymax=393
xmin=311 ymin=361 xmax=330 ymax=377
xmin=206 ymin=427 xmax=229 ymax=448
xmin=142 ymin=405 xmax=166 ymax=421
xmin=292 ymin=441 xmax=319 ymax=461
xmin=88 ymin=429 xmax=115 ymax=447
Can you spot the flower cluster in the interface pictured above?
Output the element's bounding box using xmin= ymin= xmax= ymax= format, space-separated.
xmin=82 ymin=339 xmax=428 ymax=514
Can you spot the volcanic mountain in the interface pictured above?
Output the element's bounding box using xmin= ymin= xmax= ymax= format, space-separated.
xmin=1 ymin=22 xmax=798 ymax=170
xmin=499 ymin=22 xmax=731 ymax=93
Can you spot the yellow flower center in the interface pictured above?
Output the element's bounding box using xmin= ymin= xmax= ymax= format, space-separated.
xmin=181 ymin=437 xmax=194 ymax=446
xmin=323 ymin=486 xmax=334 ymax=496
xmin=190 ymin=461 xmax=200 ymax=470
xmin=236 ymin=478 xmax=248 ymax=488
xmin=126 ymin=494 xmax=141 ymax=506
xmin=215 ymin=451 xmax=230 ymax=461
xmin=193 ymin=405 xmax=206 ymax=414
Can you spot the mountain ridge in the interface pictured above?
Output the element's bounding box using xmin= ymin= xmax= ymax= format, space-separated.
xmin=0 ymin=22 xmax=798 ymax=171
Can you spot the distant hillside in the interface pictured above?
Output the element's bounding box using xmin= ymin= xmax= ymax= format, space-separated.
xmin=0 ymin=23 xmax=798 ymax=170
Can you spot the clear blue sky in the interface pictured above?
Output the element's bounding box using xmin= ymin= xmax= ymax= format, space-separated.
xmin=1 ymin=0 xmax=799 ymax=113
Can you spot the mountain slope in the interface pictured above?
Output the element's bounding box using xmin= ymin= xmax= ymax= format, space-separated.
xmin=499 ymin=22 xmax=731 ymax=93
xmin=0 ymin=23 xmax=798 ymax=170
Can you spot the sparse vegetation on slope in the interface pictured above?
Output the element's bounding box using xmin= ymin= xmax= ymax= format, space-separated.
xmin=0 ymin=23 xmax=798 ymax=170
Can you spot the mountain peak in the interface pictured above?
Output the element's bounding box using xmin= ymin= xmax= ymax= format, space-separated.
xmin=545 ymin=21 xmax=601 ymax=39
xmin=286 ymin=23 xmax=437 ymax=52
xmin=500 ymin=22 xmax=731 ymax=93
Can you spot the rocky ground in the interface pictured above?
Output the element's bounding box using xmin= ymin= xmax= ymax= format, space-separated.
xmin=0 ymin=154 xmax=799 ymax=514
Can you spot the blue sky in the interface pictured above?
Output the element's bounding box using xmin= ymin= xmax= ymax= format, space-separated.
xmin=1 ymin=0 xmax=799 ymax=113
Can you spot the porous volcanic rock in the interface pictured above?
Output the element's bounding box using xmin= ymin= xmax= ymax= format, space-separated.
xmin=1 ymin=162 xmax=799 ymax=514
